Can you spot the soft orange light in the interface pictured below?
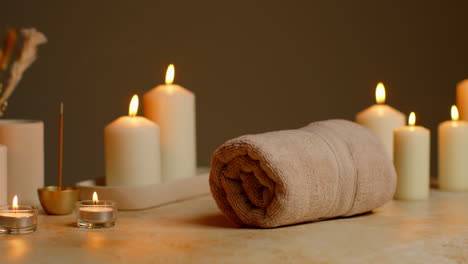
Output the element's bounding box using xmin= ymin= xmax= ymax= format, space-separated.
xmin=408 ymin=112 xmax=416 ymax=126
xmin=165 ymin=64 xmax=175 ymax=85
xmin=451 ymin=105 xmax=459 ymax=121
xmin=128 ymin=94 xmax=139 ymax=117
xmin=12 ymin=195 xmax=18 ymax=210
xmin=92 ymin=192 xmax=98 ymax=204
xmin=7 ymin=238 xmax=29 ymax=260
xmin=375 ymin=82 xmax=386 ymax=104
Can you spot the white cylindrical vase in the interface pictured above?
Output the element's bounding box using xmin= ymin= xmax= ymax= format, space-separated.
xmin=0 ymin=145 xmax=6 ymax=205
xmin=0 ymin=120 xmax=44 ymax=206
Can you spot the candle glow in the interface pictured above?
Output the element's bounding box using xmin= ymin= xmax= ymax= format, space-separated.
xmin=12 ymin=195 xmax=18 ymax=210
xmin=165 ymin=64 xmax=175 ymax=85
xmin=92 ymin=192 xmax=98 ymax=205
xmin=409 ymin=112 xmax=416 ymax=126
xmin=375 ymin=82 xmax=386 ymax=104
xmin=451 ymin=105 xmax=459 ymax=121
xmin=128 ymin=95 xmax=139 ymax=117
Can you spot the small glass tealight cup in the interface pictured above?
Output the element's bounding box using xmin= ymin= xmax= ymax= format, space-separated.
xmin=75 ymin=192 xmax=117 ymax=229
xmin=0 ymin=195 xmax=38 ymax=235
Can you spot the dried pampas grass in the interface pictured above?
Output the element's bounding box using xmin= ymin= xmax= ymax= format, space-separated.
xmin=0 ymin=27 xmax=47 ymax=116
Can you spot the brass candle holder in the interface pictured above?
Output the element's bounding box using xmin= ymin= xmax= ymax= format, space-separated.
xmin=38 ymin=102 xmax=80 ymax=215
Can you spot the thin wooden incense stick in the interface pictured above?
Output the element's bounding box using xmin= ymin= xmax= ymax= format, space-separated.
xmin=58 ymin=102 xmax=63 ymax=190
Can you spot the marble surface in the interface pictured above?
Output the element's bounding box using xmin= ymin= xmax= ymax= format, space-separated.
xmin=0 ymin=185 xmax=467 ymax=263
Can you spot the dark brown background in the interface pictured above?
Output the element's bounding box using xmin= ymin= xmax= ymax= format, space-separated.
xmin=1 ymin=1 xmax=467 ymax=185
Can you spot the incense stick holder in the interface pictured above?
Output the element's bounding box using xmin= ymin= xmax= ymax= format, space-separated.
xmin=37 ymin=186 xmax=80 ymax=215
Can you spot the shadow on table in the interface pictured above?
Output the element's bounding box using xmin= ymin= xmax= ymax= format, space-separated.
xmin=184 ymin=210 xmax=376 ymax=230
xmin=185 ymin=213 xmax=237 ymax=229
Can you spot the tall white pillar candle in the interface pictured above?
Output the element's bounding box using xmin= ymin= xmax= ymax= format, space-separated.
xmin=105 ymin=95 xmax=161 ymax=186
xmin=438 ymin=105 xmax=468 ymax=191
xmin=143 ymin=64 xmax=196 ymax=182
xmin=0 ymin=120 xmax=44 ymax=206
xmin=356 ymin=82 xmax=405 ymax=158
xmin=456 ymin=79 xmax=468 ymax=121
xmin=393 ymin=112 xmax=430 ymax=200
xmin=0 ymin=145 xmax=6 ymax=205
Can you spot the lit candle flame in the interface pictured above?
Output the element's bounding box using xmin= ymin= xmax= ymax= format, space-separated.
xmin=451 ymin=105 xmax=459 ymax=121
xmin=165 ymin=64 xmax=175 ymax=85
xmin=12 ymin=195 xmax=18 ymax=210
xmin=375 ymin=82 xmax=386 ymax=104
xmin=128 ymin=94 xmax=139 ymax=117
xmin=408 ymin=112 xmax=416 ymax=126
xmin=92 ymin=192 xmax=98 ymax=204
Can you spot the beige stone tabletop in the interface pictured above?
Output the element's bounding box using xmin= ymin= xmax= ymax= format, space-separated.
xmin=0 ymin=180 xmax=467 ymax=263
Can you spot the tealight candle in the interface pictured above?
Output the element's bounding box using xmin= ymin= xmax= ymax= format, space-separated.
xmin=0 ymin=195 xmax=38 ymax=234
xmin=393 ymin=112 xmax=430 ymax=200
xmin=438 ymin=105 xmax=468 ymax=191
xmin=356 ymin=82 xmax=406 ymax=158
xmin=76 ymin=192 xmax=117 ymax=228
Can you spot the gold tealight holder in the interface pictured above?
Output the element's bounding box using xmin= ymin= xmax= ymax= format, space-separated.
xmin=38 ymin=186 xmax=80 ymax=215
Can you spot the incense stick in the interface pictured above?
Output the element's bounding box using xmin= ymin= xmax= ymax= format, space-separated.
xmin=58 ymin=102 xmax=63 ymax=190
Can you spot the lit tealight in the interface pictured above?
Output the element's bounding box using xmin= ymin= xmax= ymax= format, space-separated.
xmin=375 ymin=82 xmax=386 ymax=104
xmin=0 ymin=194 xmax=38 ymax=234
xmin=76 ymin=191 xmax=117 ymax=229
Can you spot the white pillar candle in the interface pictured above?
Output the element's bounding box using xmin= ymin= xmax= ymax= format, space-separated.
xmin=456 ymin=79 xmax=468 ymax=120
xmin=438 ymin=105 xmax=468 ymax=191
xmin=105 ymin=95 xmax=161 ymax=186
xmin=0 ymin=145 xmax=6 ymax=205
xmin=356 ymin=83 xmax=406 ymax=158
xmin=393 ymin=112 xmax=430 ymax=200
xmin=0 ymin=120 xmax=44 ymax=206
xmin=143 ymin=64 xmax=196 ymax=182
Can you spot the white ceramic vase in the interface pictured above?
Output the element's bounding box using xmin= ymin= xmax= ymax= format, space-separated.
xmin=0 ymin=120 xmax=44 ymax=206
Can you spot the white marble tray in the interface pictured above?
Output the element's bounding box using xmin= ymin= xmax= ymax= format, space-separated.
xmin=76 ymin=172 xmax=210 ymax=211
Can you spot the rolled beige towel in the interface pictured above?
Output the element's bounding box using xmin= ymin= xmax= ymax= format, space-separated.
xmin=209 ymin=119 xmax=396 ymax=228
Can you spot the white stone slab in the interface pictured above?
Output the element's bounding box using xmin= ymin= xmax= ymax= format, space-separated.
xmin=76 ymin=169 xmax=210 ymax=210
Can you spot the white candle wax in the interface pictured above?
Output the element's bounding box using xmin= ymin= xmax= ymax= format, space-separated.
xmin=105 ymin=95 xmax=161 ymax=186
xmin=356 ymin=83 xmax=405 ymax=158
xmin=438 ymin=106 xmax=468 ymax=191
xmin=79 ymin=207 xmax=114 ymax=223
xmin=0 ymin=145 xmax=6 ymax=205
xmin=143 ymin=65 xmax=196 ymax=182
xmin=0 ymin=212 xmax=35 ymax=228
xmin=456 ymin=79 xmax=468 ymax=120
xmin=393 ymin=113 xmax=430 ymax=200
